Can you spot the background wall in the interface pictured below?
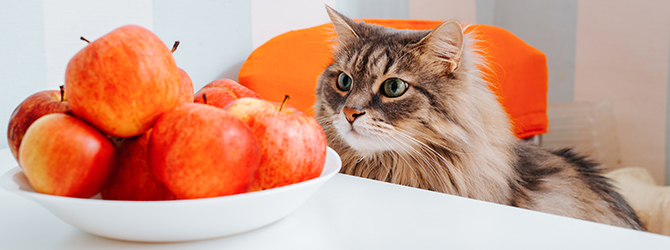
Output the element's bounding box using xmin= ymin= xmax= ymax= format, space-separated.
xmin=2 ymin=0 xmax=669 ymax=184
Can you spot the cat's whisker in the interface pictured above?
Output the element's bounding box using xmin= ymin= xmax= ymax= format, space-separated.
xmin=402 ymin=126 xmax=477 ymax=157
xmin=387 ymin=128 xmax=464 ymax=190
xmin=372 ymin=136 xmax=396 ymax=181
xmin=316 ymin=115 xmax=351 ymax=153
xmin=390 ymin=132 xmax=452 ymax=191
xmin=379 ymin=136 xmax=418 ymax=183
xmin=394 ymin=127 xmax=462 ymax=160
xmin=357 ymin=126 xmax=420 ymax=183
xmin=397 ymin=145 xmax=442 ymax=188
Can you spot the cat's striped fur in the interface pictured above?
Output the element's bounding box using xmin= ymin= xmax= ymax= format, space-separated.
xmin=314 ymin=6 xmax=643 ymax=230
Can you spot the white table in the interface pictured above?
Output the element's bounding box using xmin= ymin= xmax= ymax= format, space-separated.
xmin=1 ymin=148 xmax=669 ymax=250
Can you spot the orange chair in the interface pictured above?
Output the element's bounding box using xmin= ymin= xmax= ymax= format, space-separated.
xmin=238 ymin=20 xmax=548 ymax=139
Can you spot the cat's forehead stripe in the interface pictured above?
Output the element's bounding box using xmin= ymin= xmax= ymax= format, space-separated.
xmin=369 ymin=48 xmax=389 ymax=74
xmin=347 ymin=48 xmax=359 ymax=70
xmin=347 ymin=45 xmax=397 ymax=84
xmin=383 ymin=49 xmax=394 ymax=75
xmin=354 ymin=43 xmax=374 ymax=73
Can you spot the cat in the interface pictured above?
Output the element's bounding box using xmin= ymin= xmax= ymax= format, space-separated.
xmin=314 ymin=6 xmax=644 ymax=230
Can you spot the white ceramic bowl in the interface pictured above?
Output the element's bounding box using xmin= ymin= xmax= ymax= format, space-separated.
xmin=0 ymin=147 xmax=341 ymax=242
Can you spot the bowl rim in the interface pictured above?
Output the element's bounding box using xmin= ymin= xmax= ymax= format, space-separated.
xmin=0 ymin=147 xmax=342 ymax=205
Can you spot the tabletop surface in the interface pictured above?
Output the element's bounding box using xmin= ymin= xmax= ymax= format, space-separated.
xmin=1 ymin=148 xmax=669 ymax=250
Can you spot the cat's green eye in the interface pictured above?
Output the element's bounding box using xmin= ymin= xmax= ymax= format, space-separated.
xmin=337 ymin=72 xmax=353 ymax=91
xmin=382 ymin=78 xmax=408 ymax=97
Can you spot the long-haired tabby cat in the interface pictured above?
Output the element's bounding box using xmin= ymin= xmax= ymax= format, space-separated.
xmin=314 ymin=6 xmax=643 ymax=230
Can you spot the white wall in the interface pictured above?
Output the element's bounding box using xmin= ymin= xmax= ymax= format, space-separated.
xmin=2 ymin=0 xmax=669 ymax=184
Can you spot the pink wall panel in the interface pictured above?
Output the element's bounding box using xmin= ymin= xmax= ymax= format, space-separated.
xmin=574 ymin=0 xmax=670 ymax=184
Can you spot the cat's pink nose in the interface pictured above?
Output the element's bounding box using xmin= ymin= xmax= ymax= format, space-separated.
xmin=343 ymin=108 xmax=365 ymax=124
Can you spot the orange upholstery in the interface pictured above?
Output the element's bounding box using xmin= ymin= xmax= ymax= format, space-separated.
xmin=238 ymin=19 xmax=548 ymax=139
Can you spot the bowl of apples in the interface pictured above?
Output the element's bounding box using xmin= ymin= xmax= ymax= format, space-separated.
xmin=0 ymin=147 xmax=341 ymax=242
xmin=1 ymin=25 xmax=341 ymax=242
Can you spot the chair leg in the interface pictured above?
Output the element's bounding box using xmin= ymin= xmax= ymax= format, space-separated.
xmin=524 ymin=135 xmax=543 ymax=145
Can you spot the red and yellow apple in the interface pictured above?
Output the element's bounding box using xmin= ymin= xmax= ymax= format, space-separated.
xmin=19 ymin=113 xmax=117 ymax=198
xmin=169 ymin=41 xmax=194 ymax=104
xmin=224 ymin=97 xmax=327 ymax=191
xmin=177 ymin=68 xmax=194 ymax=104
xmin=101 ymin=129 xmax=176 ymax=201
xmin=194 ymin=79 xmax=262 ymax=108
xmin=7 ymin=87 xmax=70 ymax=165
xmin=64 ymin=25 xmax=181 ymax=138
xmin=148 ymin=103 xmax=261 ymax=199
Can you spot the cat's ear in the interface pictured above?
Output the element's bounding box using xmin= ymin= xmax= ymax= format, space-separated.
xmin=419 ymin=21 xmax=464 ymax=72
xmin=325 ymin=5 xmax=359 ymax=45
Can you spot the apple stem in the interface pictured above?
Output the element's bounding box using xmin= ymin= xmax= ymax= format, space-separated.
xmin=279 ymin=95 xmax=290 ymax=112
xmin=171 ymin=41 xmax=180 ymax=53
xmin=59 ymin=85 xmax=64 ymax=102
xmin=202 ymin=94 xmax=207 ymax=104
xmin=80 ymin=36 xmax=90 ymax=43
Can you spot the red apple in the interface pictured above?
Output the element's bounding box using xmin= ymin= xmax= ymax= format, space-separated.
xmin=7 ymin=87 xmax=70 ymax=165
xmin=194 ymin=79 xmax=262 ymax=108
xmin=149 ymin=103 xmax=261 ymax=199
xmin=101 ymin=129 xmax=176 ymax=201
xmin=169 ymin=41 xmax=194 ymax=104
xmin=224 ymin=96 xmax=327 ymax=191
xmin=65 ymin=25 xmax=181 ymax=138
xmin=19 ymin=113 xmax=117 ymax=198
xmin=177 ymin=68 xmax=194 ymax=104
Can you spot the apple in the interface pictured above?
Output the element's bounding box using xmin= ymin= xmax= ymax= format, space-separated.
xmin=65 ymin=25 xmax=181 ymax=138
xmin=224 ymin=96 xmax=327 ymax=190
xmin=7 ymin=87 xmax=70 ymax=165
xmin=194 ymin=79 xmax=262 ymax=108
xmin=170 ymin=41 xmax=195 ymax=104
xmin=177 ymin=68 xmax=194 ymax=104
xmin=148 ymin=103 xmax=261 ymax=199
xmin=19 ymin=113 xmax=117 ymax=198
xmin=101 ymin=129 xmax=176 ymax=201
